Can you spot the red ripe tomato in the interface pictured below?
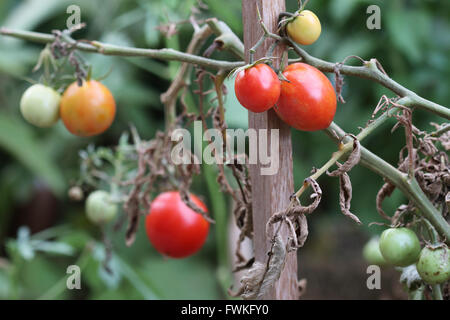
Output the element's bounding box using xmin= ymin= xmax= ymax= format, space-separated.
xmin=60 ymin=80 xmax=116 ymax=137
xmin=276 ymin=63 xmax=337 ymax=131
xmin=234 ymin=64 xmax=280 ymax=113
xmin=145 ymin=191 xmax=210 ymax=258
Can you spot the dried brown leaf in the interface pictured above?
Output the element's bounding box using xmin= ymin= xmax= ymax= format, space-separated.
xmin=376 ymin=182 xmax=395 ymax=221
xmin=239 ymin=235 xmax=287 ymax=300
xmin=328 ymin=139 xmax=361 ymax=177
xmin=338 ymin=172 xmax=361 ymax=224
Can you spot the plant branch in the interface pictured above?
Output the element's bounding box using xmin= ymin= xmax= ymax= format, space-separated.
xmin=161 ymin=24 xmax=213 ymax=128
xmin=0 ymin=27 xmax=243 ymax=71
xmin=324 ymin=122 xmax=450 ymax=244
xmin=286 ymin=40 xmax=449 ymax=120
xmin=294 ymin=96 xmax=412 ymax=199
xmin=205 ymin=18 xmax=245 ymax=59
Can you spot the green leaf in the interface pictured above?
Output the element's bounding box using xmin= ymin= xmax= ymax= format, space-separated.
xmin=31 ymin=240 xmax=76 ymax=256
xmin=16 ymin=226 xmax=34 ymax=260
xmin=92 ymin=244 xmax=122 ymax=289
xmin=0 ymin=113 xmax=66 ymax=195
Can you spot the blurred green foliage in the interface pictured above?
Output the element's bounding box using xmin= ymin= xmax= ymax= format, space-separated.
xmin=0 ymin=0 xmax=448 ymax=299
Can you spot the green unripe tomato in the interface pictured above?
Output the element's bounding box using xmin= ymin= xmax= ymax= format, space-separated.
xmin=363 ymin=237 xmax=388 ymax=266
xmin=286 ymin=10 xmax=321 ymax=45
xmin=85 ymin=190 xmax=117 ymax=224
xmin=20 ymin=84 xmax=61 ymax=127
xmin=416 ymin=245 xmax=450 ymax=285
xmin=379 ymin=228 xmax=421 ymax=267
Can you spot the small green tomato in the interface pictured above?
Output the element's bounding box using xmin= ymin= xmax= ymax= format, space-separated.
xmin=20 ymin=84 xmax=61 ymax=127
xmin=416 ymin=245 xmax=450 ymax=285
xmin=85 ymin=190 xmax=118 ymax=224
xmin=363 ymin=237 xmax=388 ymax=266
xmin=379 ymin=227 xmax=421 ymax=267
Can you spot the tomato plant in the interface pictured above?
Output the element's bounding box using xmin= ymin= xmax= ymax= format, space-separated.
xmin=286 ymin=10 xmax=321 ymax=45
xmin=363 ymin=237 xmax=388 ymax=266
xmin=379 ymin=228 xmax=421 ymax=267
xmin=85 ymin=190 xmax=118 ymax=224
xmin=234 ymin=63 xmax=280 ymax=113
xmin=60 ymin=80 xmax=116 ymax=137
xmin=20 ymin=84 xmax=61 ymax=128
xmin=276 ymin=63 xmax=336 ymax=131
xmin=145 ymin=191 xmax=210 ymax=258
xmin=416 ymin=245 xmax=450 ymax=285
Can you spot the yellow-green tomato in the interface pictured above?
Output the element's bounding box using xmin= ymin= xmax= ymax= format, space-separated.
xmin=363 ymin=237 xmax=388 ymax=266
xmin=286 ymin=10 xmax=321 ymax=45
xmin=85 ymin=190 xmax=117 ymax=224
xmin=379 ymin=228 xmax=421 ymax=267
xmin=20 ymin=84 xmax=61 ymax=127
xmin=417 ymin=245 xmax=450 ymax=285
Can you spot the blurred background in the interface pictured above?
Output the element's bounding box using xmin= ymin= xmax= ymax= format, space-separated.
xmin=0 ymin=0 xmax=448 ymax=299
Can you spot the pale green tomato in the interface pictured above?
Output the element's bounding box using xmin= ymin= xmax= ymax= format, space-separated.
xmin=20 ymin=84 xmax=61 ymax=127
xmin=85 ymin=190 xmax=117 ymax=225
xmin=287 ymin=10 xmax=321 ymax=45
xmin=363 ymin=237 xmax=388 ymax=266
xmin=417 ymin=245 xmax=450 ymax=285
xmin=379 ymin=228 xmax=421 ymax=267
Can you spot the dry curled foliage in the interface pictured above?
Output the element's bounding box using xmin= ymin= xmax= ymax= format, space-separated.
xmin=373 ymin=101 xmax=450 ymax=228
xmin=230 ymin=235 xmax=287 ymax=299
xmin=327 ymin=137 xmax=362 ymax=224
xmin=230 ymin=178 xmax=322 ymax=299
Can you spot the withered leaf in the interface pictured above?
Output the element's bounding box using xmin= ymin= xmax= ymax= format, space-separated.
xmin=376 ymin=182 xmax=395 ymax=221
xmin=292 ymin=178 xmax=322 ymax=215
xmin=125 ymin=195 xmax=141 ymax=246
xmin=328 ymin=139 xmax=361 ymax=177
xmin=239 ymin=235 xmax=287 ymax=300
xmin=297 ymin=213 xmax=309 ymax=247
xmin=338 ymin=172 xmax=361 ymax=224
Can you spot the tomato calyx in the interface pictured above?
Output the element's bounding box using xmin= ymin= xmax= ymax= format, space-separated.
xmin=278 ymin=11 xmax=299 ymax=33
xmin=424 ymin=242 xmax=448 ymax=251
xmin=229 ymin=57 xmax=277 ymax=78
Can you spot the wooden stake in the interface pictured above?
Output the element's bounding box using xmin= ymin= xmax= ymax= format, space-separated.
xmin=242 ymin=0 xmax=298 ymax=300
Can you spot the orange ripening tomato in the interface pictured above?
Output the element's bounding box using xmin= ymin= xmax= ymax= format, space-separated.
xmin=145 ymin=191 xmax=210 ymax=258
xmin=276 ymin=63 xmax=336 ymax=131
xmin=60 ymin=80 xmax=116 ymax=137
xmin=234 ymin=64 xmax=280 ymax=113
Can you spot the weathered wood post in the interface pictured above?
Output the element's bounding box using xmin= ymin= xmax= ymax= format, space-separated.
xmin=242 ymin=0 xmax=298 ymax=300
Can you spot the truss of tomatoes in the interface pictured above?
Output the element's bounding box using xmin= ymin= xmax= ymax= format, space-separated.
xmin=234 ymin=9 xmax=338 ymax=131
xmin=235 ymin=61 xmax=337 ymax=131
xmin=20 ymin=80 xmax=116 ymax=137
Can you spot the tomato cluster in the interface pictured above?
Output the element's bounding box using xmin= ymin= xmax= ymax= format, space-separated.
xmin=20 ymin=80 xmax=116 ymax=137
xmin=363 ymin=228 xmax=450 ymax=285
xmin=234 ymin=9 xmax=336 ymax=131
xmin=235 ymin=62 xmax=336 ymax=131
xmin=83 ymin=189 xmax=210 ymax=259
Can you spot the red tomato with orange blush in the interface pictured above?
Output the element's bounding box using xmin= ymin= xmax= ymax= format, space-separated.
xmin=234 ymin=64 xmax=280 ymax=113
xmin=145 ymin=191 xmax=210 ymax=258
xmin=276 ymin=63 xmax=337 ymax=131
